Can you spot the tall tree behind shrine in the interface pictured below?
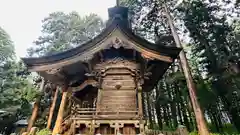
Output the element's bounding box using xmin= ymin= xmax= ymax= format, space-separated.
xmin=122 ymin=0 xmax=240 ymax=133
xmin=27 ymin=12 xmax=104 ymax=57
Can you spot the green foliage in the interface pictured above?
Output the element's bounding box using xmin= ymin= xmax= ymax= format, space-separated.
xmin=0 ymin=27 xmax=38 ymax=112
xmin=0 ymin=27 xmax=14 ymax=63
xmin=189 ymin=131 xmax=198 ymax=135
xmin=27 ymin=12 xmax=104 ymax=57
xmin=36 ymin=128 xmax=51 ymax=135
xmin=208 ymin=123 xmax=238 ymax=135
xmin=0 ymin=26 xmax=38 ymax=134
xmin=0 ymin=61 xmax=38 ymax=109
xmin=0 ymin=27 xmax=37 ymax=113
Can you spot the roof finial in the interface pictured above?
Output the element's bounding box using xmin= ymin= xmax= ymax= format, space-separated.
xmin=116 ymin=0 xmax=120 ymax=6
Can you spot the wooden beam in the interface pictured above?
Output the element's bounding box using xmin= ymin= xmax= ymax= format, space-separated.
xmin=27 ymin=79 xmax=45 ymax=132
xmin=52 ymin=86 xmax=69 ymax=135
xmin=47 ymin=87 xmax=59 ymax=129
xmin=137 ymin=87 xmax=143 ymax=118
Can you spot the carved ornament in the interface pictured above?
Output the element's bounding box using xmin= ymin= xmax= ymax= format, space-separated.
xmin=94 ymin=58 xmax=140 ymax=73
xmin=106 ymin=37 xmax=133 ymax=49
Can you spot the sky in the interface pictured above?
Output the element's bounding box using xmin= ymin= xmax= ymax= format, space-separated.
xmin=0 ymin=0 xmax=116 ymax=58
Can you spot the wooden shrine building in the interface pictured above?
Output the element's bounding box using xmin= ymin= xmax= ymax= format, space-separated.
xmin=22 ymin=5 xmax=181 ymax=135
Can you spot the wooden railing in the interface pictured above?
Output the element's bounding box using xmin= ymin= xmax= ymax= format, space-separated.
xmin=72 ymin=108 xmax=96 ymax=118
xmin=71 ymin=107 xmax=139 ymax=119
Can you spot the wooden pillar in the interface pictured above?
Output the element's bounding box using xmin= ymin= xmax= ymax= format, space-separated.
xmin=90 ymin=120 xmax=96 ymax=135
xmin=140 ymin=122 xmax=145 ymax=135
xmin=162 ymin=2 xmax=209 ymax=135
xmin=27 ymin=79 xmax=45 ymax=132
xmin=52 ymin=86 xmax=69 ymax=135
xmin=27 ymin=101 xmax=40 ymax=132
xmin=86 ymin=121 xmax=95 ymax=135
xmin=96 ymin=89 xmax=102 ymax=115
xmin=112 ymin=123 xmax=121 ymax=135
xmin=137 ymin=86 xmax=143 ymax=118
xmin=72 ymin=120 xmax=76 ymax=135
xmin=47 ymin=87 xmax=59 ymax=129
xmin=138 ymin=82 xmax=145 ymax=134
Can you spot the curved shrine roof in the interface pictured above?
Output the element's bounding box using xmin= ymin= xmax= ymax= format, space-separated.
xmin=22 ymin=17 xmax=181 ymax=70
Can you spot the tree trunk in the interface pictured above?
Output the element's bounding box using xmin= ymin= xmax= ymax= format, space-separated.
xmin=165 ymin=83 xmax=172 ymax=128
xmin=146 ymin=92 xmax=153 ymax=129
xmin=162 ymin=2 xmax=210 ymax=135
xmin=171 ymin=85 xmax=178 ymax=129
xmin=47 ymin=87 xmax=59 ymax=129
xmin=209 ymin=112 xmax=220 ymax=132
xmin=27 ymin=79 xmax=45 ymax=132
xmin=218 ymin=90 xmax=240 ymax=132
xmin=163 ymin=106 xmax=169 ymax=128
xmin=179 ymin=87 xmax=190 ymax=131
xmin=155 ymin=104 xmax=163 ymax=130
xmin=52 ymin=86 xmax=69 ymax=135
xmin=155 ymin=84 xmax=163 ymax=130
xmin=216 ymin=112 xmax=223 ymax=132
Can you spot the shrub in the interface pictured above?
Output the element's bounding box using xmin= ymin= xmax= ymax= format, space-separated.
xmin=36 ymin=128 xmax=51 ymax=135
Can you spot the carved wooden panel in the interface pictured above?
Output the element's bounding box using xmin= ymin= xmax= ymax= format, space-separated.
xmin=99 ymin=76 xmax=137 ymax=113
xmin=94 ymin=58 xmax=139 ymax=118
